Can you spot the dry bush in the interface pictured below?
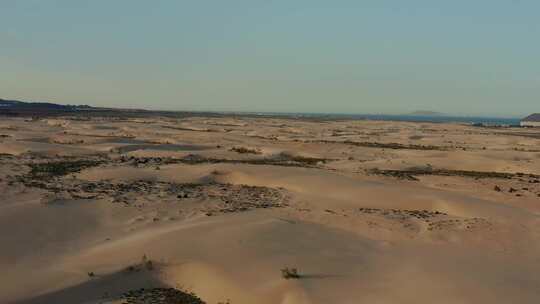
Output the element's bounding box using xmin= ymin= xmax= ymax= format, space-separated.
xmin=125 ymin=254 xmax=154 ymax=273
xmin=230 ymin=146 xmax=261 ymax=154
xmin=281 ymin=267 xmax=300 ymax=279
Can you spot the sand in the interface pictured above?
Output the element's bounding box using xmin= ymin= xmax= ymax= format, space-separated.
xmin=1 ymin=116 xmax=540 ymax=303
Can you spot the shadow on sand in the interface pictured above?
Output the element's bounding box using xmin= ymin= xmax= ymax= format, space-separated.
xmin=299 ymin=273 xmax=347 ymax=280
xmin=13 ymin=269 xmax=167 ymax=304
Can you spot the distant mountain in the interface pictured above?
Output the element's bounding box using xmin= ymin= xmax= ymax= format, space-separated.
xmin=0 ymin=98 xmax=93 ymax=110
xmin=0 ymin=97 xmax=201 ymax=119
xmin=408 ymin=111 xmax=445 ymax=116
xmin=0 ymin=98 xmax=105 ymax=117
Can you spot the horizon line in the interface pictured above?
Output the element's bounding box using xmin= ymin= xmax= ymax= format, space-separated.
xmin=0 ymin=96 xmax=529 ymax=119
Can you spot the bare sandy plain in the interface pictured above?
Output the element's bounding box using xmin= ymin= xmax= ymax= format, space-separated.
xmin=1 ymin=115 xmax=540 ymax=304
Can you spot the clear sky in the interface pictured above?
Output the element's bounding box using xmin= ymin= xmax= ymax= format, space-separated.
xmin=1 ymin=0 xmax=538 ymax=117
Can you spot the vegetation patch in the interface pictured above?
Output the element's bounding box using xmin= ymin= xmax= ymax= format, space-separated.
xmin=11 ymin=169 xmax=288 ymax=214
xmin=358 ymin=207 xmax=447 ymax=220
xmin=295 ymin=139 xmax=448 ymax=151
xmin=120 ymin=287 xmax=205 ymax=304
xmin=230 ymin=146 xmax=261 ymax=154
xmin=368 ymin=168 xmax=540 ymax=181
xmin=121 ymin=154 xmax=329 ymax=168
xmin=28 ymin=159 xmax=103 ymax=178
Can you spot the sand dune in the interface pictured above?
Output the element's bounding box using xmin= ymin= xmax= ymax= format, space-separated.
xmin=1 ymin=116 xmax=540 ymax=303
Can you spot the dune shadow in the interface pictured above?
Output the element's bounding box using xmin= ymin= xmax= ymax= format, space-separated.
xmin=13 ymin=269 xmax=166 ymax=304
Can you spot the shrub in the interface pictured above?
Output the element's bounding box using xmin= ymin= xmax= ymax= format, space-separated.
xmin=230 ymin=147 xmax=261 ymax=154
xmin=142 ymin=254 xmax=154 ymax=270
xmin=281 ymin=267 xmax=300 ymax=279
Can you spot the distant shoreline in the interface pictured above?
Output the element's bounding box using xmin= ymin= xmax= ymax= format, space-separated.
xmin=0 ymin=98 xmax=522 ymax=125
xmin=236 ymin=112 xmax=521 ymax=125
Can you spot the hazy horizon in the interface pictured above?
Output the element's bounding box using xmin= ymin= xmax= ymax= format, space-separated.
xmin=1 ymin=1 xmax=539 ymax=117
xmin=0 ymin=95 xmax=527 ymax=119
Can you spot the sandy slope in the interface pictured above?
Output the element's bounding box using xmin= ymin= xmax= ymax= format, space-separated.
xmin=1 ymin=116 xmax=540 ymax=304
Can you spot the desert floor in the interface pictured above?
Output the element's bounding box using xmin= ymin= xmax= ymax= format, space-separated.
xmin=1 ymin=116 xmax=540 ymax=304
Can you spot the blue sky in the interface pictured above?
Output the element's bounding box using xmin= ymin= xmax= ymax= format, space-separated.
xmin=1 ymin=0 xmax=538 ymax=117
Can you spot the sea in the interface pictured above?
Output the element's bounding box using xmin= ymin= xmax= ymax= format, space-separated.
xmin=246 ymin=112 xmax=521 ymax=126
